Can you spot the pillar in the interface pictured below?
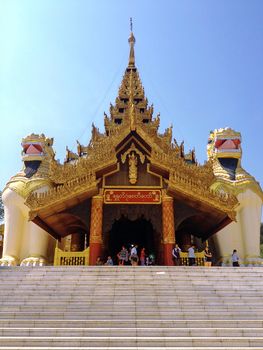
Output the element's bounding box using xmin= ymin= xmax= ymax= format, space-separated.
xmin=71 ymin=232 xmax=85 ymax=252
xmin=89 ymin=194 xmax=103 ymax=265
xmin=181 ymin=232 xmax=192 ymax=252
xmin=162 ymin=192 xmax=175 ymax=266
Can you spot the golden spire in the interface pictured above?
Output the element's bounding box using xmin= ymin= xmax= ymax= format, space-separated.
xmin=103 ymin=21 xmax=159 ymax=135
xmin=130 ymin=103 xmax=136 ymax=131
xmin=128 ymin=18 xmax=136 ymax=68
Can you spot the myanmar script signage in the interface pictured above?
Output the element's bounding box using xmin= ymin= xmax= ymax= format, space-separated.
xmin=104 ymin=189 xmax=161 ymax=204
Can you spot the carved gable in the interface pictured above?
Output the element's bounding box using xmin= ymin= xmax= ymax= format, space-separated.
xmin=103 ymin=135 xmax=162 ymax=187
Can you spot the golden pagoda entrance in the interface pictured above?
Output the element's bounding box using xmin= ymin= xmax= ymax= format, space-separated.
xmin=106 ymin=216 xmax=156 ymax=265
xmin=23 ymin=26 xmax=238 ymax=268
xmin=103 ymin=203 xmax=162 ymax=265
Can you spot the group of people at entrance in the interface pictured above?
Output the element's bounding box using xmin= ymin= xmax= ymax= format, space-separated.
xmin=117 ymin=245 xmax=153 ymax=266
xmin=172 ymin=244 xmax=212 ymax=267
xmin=172 ymin=244 xmax=240 ymax=267
xmin=96 ymin=244 xmax=240 ymax=267
xmin=95 ymin=245 xmax=154 ymax=266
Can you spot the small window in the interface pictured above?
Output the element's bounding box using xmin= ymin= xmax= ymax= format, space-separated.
xmin=143 ymin=119 xmax=149 ymax=124
xmin=115 ymin=118 xmax=122 ymax=124
xmin=119 ymin=108 xmax=124 ymax=113
xmin=140 ymin=108 xmax=144 ymax=113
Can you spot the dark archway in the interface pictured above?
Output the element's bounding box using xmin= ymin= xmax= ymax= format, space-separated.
xmin=176 ymin=214 xmax=209 ymax=251
xmin=107 ymin=215 xmax=155 ymax=264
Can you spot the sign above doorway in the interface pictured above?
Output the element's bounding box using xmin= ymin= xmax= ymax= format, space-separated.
xmin=104 ymin=189 xmax=161 ymax=204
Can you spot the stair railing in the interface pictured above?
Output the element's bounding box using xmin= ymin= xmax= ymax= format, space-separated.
xmin=54 ymin=243 xmax=89 ymax=266
xmin=180 ymin=251 xmax=205 ymax=266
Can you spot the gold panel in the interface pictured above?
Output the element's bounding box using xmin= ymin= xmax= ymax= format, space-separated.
xmin=54 ymin=245 xmax=89 ymax=266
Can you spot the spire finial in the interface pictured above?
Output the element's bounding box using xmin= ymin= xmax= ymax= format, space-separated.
xmin=128 ymin=18 xmax=136 ymax=68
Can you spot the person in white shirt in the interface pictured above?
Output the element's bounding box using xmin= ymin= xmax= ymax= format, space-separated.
xmin=130 ymin=244 xmax=138 ymax=266
xmin=231 ymin=249 xmax=239 ymax=267
xmin=188 ymin=244 xmax=196 ymax=266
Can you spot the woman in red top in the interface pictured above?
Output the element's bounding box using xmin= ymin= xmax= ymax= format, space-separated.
xmin=140 ymin=247 xmax=146 ymax=266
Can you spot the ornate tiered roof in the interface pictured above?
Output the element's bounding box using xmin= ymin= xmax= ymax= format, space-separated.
xmin=26 ymin=27 xmax=238 ymax=225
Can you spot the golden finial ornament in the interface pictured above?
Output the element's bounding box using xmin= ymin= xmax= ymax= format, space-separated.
xmin=128 ymin=18 xmax=136 ymax=67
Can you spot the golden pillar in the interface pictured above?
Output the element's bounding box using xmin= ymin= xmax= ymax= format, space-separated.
xmin=162 ymin=192 xmax=175 ymax=266
xmin=89 ymin=194 xmax=103 ymax=265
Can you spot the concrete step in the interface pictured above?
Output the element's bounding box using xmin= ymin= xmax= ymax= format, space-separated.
xmin=1 ymin=307 xmax=262 ymax=314
xmin=0 ymin=348 xmax=261 ymax=350
xmin=0 ymin=311 xmax=262 ymax=320
xmin=0 ymin=336 xmax=263 ymax=347
xmin=0 ymin=327 xmax=263 ymax=337
xmin=0 ymin=319 xmax=262 ymax=328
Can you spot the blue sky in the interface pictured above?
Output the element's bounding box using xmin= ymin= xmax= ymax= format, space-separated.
xmin=0 ymin=0 xmax=262 ymax=217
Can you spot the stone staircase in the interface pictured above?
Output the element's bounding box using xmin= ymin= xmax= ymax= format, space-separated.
xmin=0 ymin=266 xmax=263 ymax=349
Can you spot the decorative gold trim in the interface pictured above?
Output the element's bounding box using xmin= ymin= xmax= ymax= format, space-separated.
xmin=211 ymin=177 xmax=263 ymax=201
xmin=26 ymin=172 xmax=99 ymax=212
xmin=102 ymin=163 xmax=162 ymax=189
xmin=5 ymin=178 xmax=52 ymax=199
xmin=146 ymin=163 xmax=163 ymax=188
xmin=121 ymin=142 xmax=146 ymax=164
xmin=168 ymin=172 xmax=238 ymax=221
xmin=116 ymin=135 xmax=151 ymax=156
xmin=104 ymin=189 xmax=162 ymax=205
xmin=102 ymin=163 xmax=120 ymax=188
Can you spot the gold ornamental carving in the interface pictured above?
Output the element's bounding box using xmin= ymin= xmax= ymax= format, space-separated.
xmin=121 ymin=143 xmax=146 ymax=185
xmin=162 ymin=194 xmax=175 ymax=244
xmin=128 ymin=153 xmax=138 ymax=184
xmin=26 ymin=171 xmax=98 ymax=212
xmin=121 ymin=143 xmax=145 ymax=164
xmin=168 ymin=168 xmax=238 ymax=221
xmin=89 ymin=195 xmax=103 ymax=244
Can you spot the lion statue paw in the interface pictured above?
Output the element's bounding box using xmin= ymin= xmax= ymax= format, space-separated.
xmin=20 ymin=257 xmax=46 ymax=267
xmin=0 ymin=256 xmax=18 ymax=266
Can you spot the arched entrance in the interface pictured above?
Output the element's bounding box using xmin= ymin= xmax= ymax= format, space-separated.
xmin=176 ymin=214 xmax=208 ymax=251
xmin=106 ymin=215 xmax=156 ymax=264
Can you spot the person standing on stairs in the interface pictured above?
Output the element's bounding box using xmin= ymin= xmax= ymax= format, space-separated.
xmin=188 ymin=244 xmax=196 ymax=266
xmin=232 ymin=249 xmax=240 ymax=267
xmin=117 ymin=246 xmax=128 ymax=266
xmin=140 ymin=247 xmax=146 ymax=266
xmin=172 ymin=244 xmax=181 ymax=266
xmin=130 ymin=244 xmax=139 ymax=266
xmin=204 ymin=247 xmax=212 ymax=267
